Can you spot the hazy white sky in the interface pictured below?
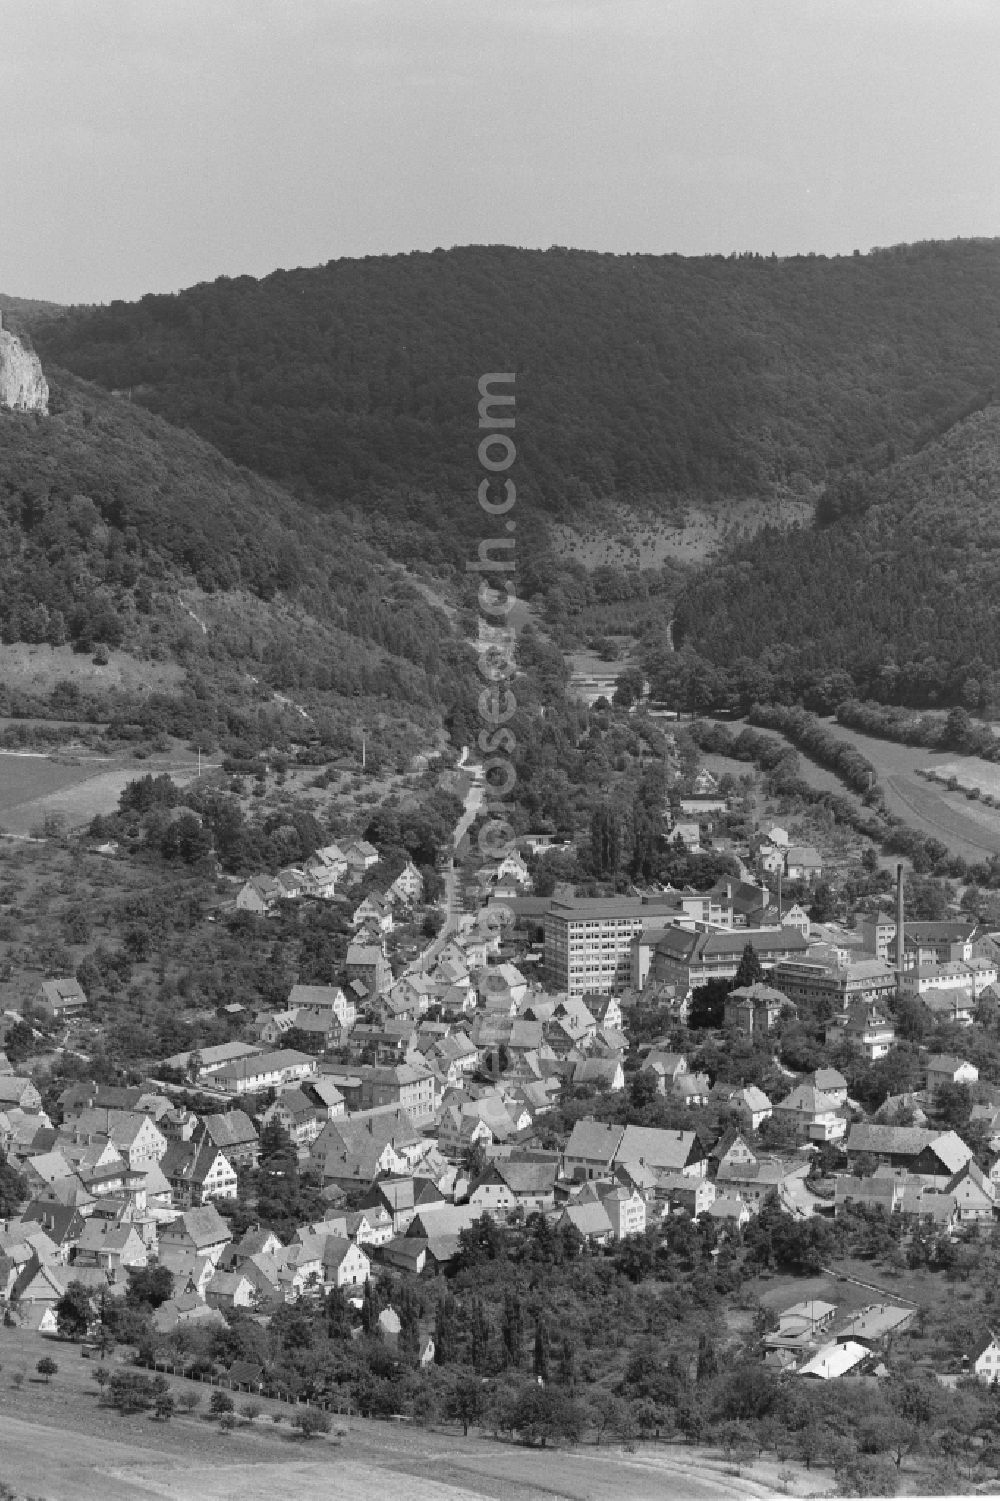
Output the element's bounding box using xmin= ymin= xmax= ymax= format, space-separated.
xmin=3 ymin=0 xmax=998 ymax=303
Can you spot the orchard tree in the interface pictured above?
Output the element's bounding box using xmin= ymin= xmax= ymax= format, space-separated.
xmin=55 ymin=1280 xmax=95 ymax=1341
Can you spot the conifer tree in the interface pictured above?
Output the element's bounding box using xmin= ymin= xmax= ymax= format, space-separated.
xmin=502 ymin=1289 xmax=524 ymax=1368
xmin=533 ymin=1316 xmax=550 ymax=1382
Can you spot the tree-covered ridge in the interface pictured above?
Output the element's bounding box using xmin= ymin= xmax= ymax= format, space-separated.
xmin=669 ymin=405 xmax=1000 ymax=710
xmin=30 ymin=239 xmax=1000 ymax=563
xmin=0 ymin=371 xmax=476 ymax=752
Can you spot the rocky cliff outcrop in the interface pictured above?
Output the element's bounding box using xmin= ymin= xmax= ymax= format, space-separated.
xmin=0 ymin=320 xmax=48 ymax=413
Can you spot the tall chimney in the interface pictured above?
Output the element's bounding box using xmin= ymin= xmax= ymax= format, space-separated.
xmin=895 ymin=861 xmax=905 ymax=994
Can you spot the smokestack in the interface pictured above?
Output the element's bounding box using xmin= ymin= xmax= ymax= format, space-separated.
xmin=895 ymin=862 xmax=905 ymax=994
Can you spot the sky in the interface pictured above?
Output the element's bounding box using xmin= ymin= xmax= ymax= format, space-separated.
xmin=2 ymin=0 xmax=999 ymax=304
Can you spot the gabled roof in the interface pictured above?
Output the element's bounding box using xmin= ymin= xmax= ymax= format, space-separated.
xmin=561 ymin=1199 xmax=614 ymax=1237
xmin=616 ymin=1125 xmax=700 ymax=1172
xmin=198 ymin=1111 xmax=259 ymax=1149
xmin=776 ymin=1084 xmax=840 ymax=1115
xmin=563 ymin=1118 xmax=625 ymax=1163
xmin=162 ymin=1204 xmax=232 ymax=1249
xmin=846 ymin=1123 xmax=973 ymax=1173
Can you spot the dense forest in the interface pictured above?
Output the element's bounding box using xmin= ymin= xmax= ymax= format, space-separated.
xmin=0 ymin=373 xmax=477 ymax=758
xmin=662 ymin=405 xmax=1000 ymax=711
xmin=29 ymin=239 xmax=1000 ymax=571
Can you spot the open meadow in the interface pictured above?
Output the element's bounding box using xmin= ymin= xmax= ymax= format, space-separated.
xmin=0 ymin=749 xmax=204 ymax=837
xmin=756 ymin=718 xmax=1000 ymax=861
xmin=0 ymin=1329 xmax=822 ymax=1501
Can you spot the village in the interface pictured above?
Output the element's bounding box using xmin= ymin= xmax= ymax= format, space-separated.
xmin=3 ymin=753 xmax=1000 ymax=1437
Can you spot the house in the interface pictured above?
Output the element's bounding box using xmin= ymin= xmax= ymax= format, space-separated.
xmin=37 ymin=977 xmax=88 ymax=1022
xmin=381 ymin=1236 xmax=429 ymax=1275
xmin=922 ymin=989 xmax=976 ymax=1027
xmin=831 ymin=1303 xmax=914 ymax=1348
xmin=812 ymin=1068 xmax=848 ymax=1107
xmin=211 ymin=1049 xmax=317 ymax=1096
xmin=716 ymin=1155 xmax=811 ymax=1211
xmin=305 ymin=843 xmax=348 ymax=894
xmin=72 ymin=1220 xmax=147 ymax=1274
xmin=301 ymin=1079 xmax=347 ymax=1121
xmin=707 ymin=1195 xmax=752 ymax=1229
xmin=195 ymin=1111 xmax=260 ymax=1169
xmin=324 ymin=1236 xmax=371 ymax=1289
xmin=712 ymin=1085 xmax=773 ymax=1132
xmin=468 ymin=1159 xmax=557 ymax=1217
xmin=387 ymin=859 xmax=425 ymax=906
xmin=358 ymin=1176 xmax=444 ymax=1235
xmin=563 ymin=1119 xmax=626 ymax=1182
xmin=476 ymin=963 xmax=529 ymax=1012
xmin=160 ymin=1138 xmax=238 ymax=1207
xmin=845 ymin=1124 xmax=974 ymax=1186
xmin=353 ymin=893 xmax=395 ymax=933
xmin=64 ymin=1109 xmax=168 ymax=1170
xmin=346 ymin=944 xmax=392 ymax=998
xmin=261 ymin=1089 xmax=324 ymax=1148
xmin=784 ymin=846 xmax=823 ymax=882
xmin=797 ymin=1341 xmax=870 ymax=1380
xmin=824 ymin=999 xmax=896 ymax=1061
xmin=310 ymin=1108 xmax=427 ymax=1191
xmin=586 ymin=994 xmax=623 ymax=1031
xmin=724 ymin=982 xmax=793 ymax=1035
xmin=344 ymin=838 xmax=380 ymax=874
xmin=235 ymin=874 xmax=283 ymax=914
xmin=368 ymin=1063 xmax=436 ymax=1125
xmin=926 ymin=1055 xmax=979 ymax=1092
xmin=946 ymin=1160 xmax=997 ymax=1223
xmin=971 ymin=1332 xmax=1000 ymax=1384
xmin=162 ymin=1041 xmax=264 ymax=1079
xmin=658 ymin=1171 xmax=716 ymax=1217
xmin=560 ymin=1199 xmax=614 ymax=1246
xmin=773 ymin=1085 xmax=846 ymax=1143
xmin=205 ymin=1269 xmax=258 ymax=1311
xmin=156 ymin=1204 xmax=232 ymax=1266
xmin=668 ymin=1071 xmax=712 ymax=1107
xmin=572 ymin=1057 xmax=625 ymax=1093
xmin=615 ymin=1125 xmax=706 ymax=1178
xmin=765 ymin=1301 xmax=838 ymax=1353
xmin=640 ymin=1050 xmax=689 ymax=1094
xmin=287 ymin=984 xmax=355 ymax=1032
xmin=601 ymin=1186 xmax=646 ymax=1239
xmin=0 ymin=1076 xmax=42 ymax=1112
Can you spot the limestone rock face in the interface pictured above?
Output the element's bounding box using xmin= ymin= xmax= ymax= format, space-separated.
xmin=0 ymin=326 xmax=49 ymax=413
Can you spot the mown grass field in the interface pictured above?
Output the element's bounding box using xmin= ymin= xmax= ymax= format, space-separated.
xmin=0 ymin=751 xmax=203 ymax=837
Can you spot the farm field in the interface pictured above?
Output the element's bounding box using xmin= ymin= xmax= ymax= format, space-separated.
xmin=759 ymin=718 xmax=1000 ymax=861
xmin=0 ymin=1329 xmax=822 ymax=1501
xmin=0 ymin=750 xmax=203 ymax=837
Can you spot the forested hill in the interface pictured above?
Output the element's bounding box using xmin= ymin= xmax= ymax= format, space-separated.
xmin=665 ymin=403 xmax=1000 ymax=711
xmin=0 ymin=372 xmax=474 ymax=759
xmin=30 ymin=239 xmax=1000 ymax=564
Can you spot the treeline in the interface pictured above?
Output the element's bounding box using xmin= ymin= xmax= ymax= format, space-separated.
xmin=32 ymin=239 xmax=1000 ymax=566
xmin=746 ymin=704 xmax=879 ymax=795
xmin=837 ymin=699 xmax=1000 ymax=762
